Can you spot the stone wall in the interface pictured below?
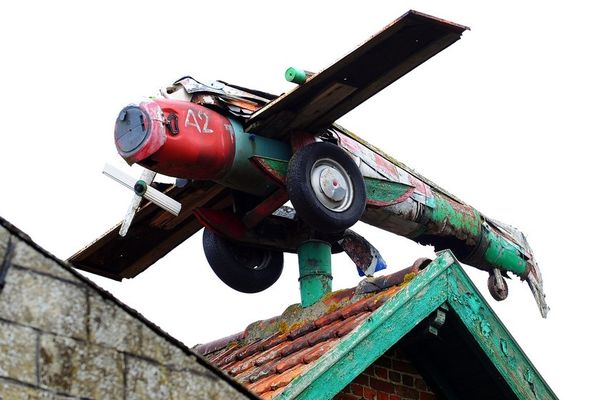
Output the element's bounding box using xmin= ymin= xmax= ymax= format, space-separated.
xmin=0 ymin=218 xmax=255 ymax=400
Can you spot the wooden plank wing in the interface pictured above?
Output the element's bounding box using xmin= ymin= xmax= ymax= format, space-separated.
xmin=246 ymin=10 xmax=468 ymax=138
xmin=68 ymin=183 xmax=228 ymax=280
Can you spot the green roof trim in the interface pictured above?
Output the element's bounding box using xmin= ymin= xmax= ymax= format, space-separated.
xmin=276 ymin=250 xmax=557 ymax=400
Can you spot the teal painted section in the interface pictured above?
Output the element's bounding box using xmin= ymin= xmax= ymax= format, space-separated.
xmin=363 ymin=177 xmax=411 ymax=205
xmin=276 ymin=250 xmax=556 ymax=400
xmin=482 ymin=226 xmax=527 ymax=276
xmin=298 ymin=241 xmax=333 ymax=307
xmin=279 ymin=252 xmax=455 ymax=400
xmin=447 ymin=267 xmax=557 ymax=399
xmin=429 ymin=193 xmax=481 ymax=237
xmin=219 ymin=118 xmax=291 ymax=196
xmin=285 ymin=67 xmax=307 ymax=84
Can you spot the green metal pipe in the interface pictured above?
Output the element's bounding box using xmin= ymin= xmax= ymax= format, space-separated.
xmin=298 ymin=240 xmax=332 ymax=307
xmin=285 ymin=67 xmax=310 ymax=84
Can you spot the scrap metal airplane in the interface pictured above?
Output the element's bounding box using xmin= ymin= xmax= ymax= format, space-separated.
xmin=69 ymin=11 xmax=548 ymax=316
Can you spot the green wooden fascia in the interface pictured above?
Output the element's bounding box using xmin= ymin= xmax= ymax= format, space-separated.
xmin=277 ymin=251 xmax=456 ymax=400
xmin=447 ymin=267 xmax=558 ymax=400
xmin=276 ymin=250 xmax=557 ymax=400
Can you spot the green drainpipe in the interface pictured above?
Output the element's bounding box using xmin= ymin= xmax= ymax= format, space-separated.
xmin=298 ymin=240 xmax=332 ymax=307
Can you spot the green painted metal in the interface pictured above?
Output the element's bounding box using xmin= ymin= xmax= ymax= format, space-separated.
xmin=429 ymin=194 xmax=481 ymax=237
xmin=363 ymin=177 xmax=411 ymax=205
xmin=276 ymin=250 xmax=557 ymax=400
xmin=285 ymin=67 xmax=308 ymax=84
xmin=260 ymin=157 xmax=289 ymax=182
xmin=482 ymin=227 xmax=527 ymax=275
xmin=447 ymin=265 xmax=556 ymax=399
xmin=220 ymin=118 xmax=291 ymax=196
xmin=298 ymin=240 xmax=333 ymax=307
xmin=279 ymin=252 xmax=453 ymax=400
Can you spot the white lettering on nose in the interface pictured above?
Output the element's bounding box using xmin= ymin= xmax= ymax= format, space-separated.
xmin=185 ymin=109 xmax=201 ymax=133
xmin=184 ymin=109 xmax=213 ymax=133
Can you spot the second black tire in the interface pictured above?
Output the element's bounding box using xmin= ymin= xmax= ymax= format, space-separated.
xmin=202 ymin=229 xmax=284 ymax=293
xmin=287 ymin=142 xmax=366 ymax=233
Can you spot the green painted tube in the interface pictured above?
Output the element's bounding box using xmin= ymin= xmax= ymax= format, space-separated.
xmin=298 ymin=240 xmax=332 ymax=307
xmin=285 ymin=67 xmax=308 ymax=84
xmin=483 ymin=229 xmax=527 ymax=276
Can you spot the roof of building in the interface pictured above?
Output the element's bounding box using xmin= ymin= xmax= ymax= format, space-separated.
xmin=194 ymin=251 xmax=557 ymax=400
xmin=0 ymin=215 xmax=258 ymax=399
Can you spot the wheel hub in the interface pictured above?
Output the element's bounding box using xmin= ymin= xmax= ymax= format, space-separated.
xmin=310 ymin=158 xmax=353 ymax=212
xmin=319 ymin=167 xmax=347 ymax=201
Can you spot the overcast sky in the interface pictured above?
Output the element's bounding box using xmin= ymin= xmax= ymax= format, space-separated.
xmin=2 ymin=1 xmax=599 ymax=398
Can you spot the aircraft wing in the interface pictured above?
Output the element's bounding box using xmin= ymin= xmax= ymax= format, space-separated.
xmin=68 ymin=182 xmax=228 ymax=280
xmin=246 ymin=10 xmax=468 ymax=138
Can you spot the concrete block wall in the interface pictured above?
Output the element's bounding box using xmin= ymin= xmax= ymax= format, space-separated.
xmin=333 ymin=345 xmax=438 ymax=400
xmin=0 ymin=219 xmax=255 ymax=400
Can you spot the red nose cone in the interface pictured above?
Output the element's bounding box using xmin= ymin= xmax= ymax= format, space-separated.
xmin=115 ymin=98 xmax=236 ymax=180
xmin=114 ymin=100 xmax=166 ymax=164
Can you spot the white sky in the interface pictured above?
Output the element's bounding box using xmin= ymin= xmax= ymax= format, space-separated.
xmin=2 ymin=1 xmax=599 ymax=398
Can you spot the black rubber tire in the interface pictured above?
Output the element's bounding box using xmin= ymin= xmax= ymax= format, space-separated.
xmin=487 ymin=273 xmax=509 ymax=301
xmin=287 ymin=142 xmax=366 ymax=233
xmin=202 ymin=230 xmax=283 ymax=293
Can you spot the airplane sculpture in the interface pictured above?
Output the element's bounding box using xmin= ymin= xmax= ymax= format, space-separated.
xmin=69 ymin=11 xmax=548 ymax=317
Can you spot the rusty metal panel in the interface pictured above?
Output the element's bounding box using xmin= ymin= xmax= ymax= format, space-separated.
xmin=246 ymin=10 xmax=468 ymax=138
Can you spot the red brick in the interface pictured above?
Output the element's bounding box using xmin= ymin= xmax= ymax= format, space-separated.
xmin=333 ymin=394 xmax=358 ymax=400
xmin=370 ymin=378 xmax=394 ymax=393
xmin=354 ymin=373 xmax=369 ymax=385
xmin=339 ymin=384 xmax=352 ymax=394
xmin=389 ymin=371 xmax=402 ymax=383
xmin=396 ymin=386 xmax=419 ymax=399
xmin=363 ymin=387 xmax=377 ymax=400
xmin=392 ymin=359 xmax=418 ymax=374
xmin=402 ymin=374 xmax=414 ymax=387
xmin=377 ymin=355 xmax=392 ymax=369
xmin=377 ymin=392 xmax=390 ymax=400
xmin=364 ymin=365 xmax=376 ymax=377
xmin=389 ymin=395 xmax=401 ymax=400
xmin=414 ymin=378 xmax=427 ymax=391
xmin=374 ymin=365 xmax=388 ymax=380
xmin=419 ymin=392 xmax=436 ymax=400
xmin=350 ymin=383 xmax=363 ymax=396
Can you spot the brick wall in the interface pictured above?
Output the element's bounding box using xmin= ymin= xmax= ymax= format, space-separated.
xmin=333 ymin=345 xmax=437 ymax=400
xmin=0 ymin=220 xmax=254 ymax=399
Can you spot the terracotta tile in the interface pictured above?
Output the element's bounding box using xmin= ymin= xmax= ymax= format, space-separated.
xmin=245 ymin=364 xmax=277 ymax=384
xmin=310 ymin=317 xmax=354 ymax=346
xmin=288 ymin=321 xmax=317 ymax=340
xmin=323 ymin=287 xmax=355 ymax=304
xmin=236 ymin=338 xmax=268 ymax=360
xmin=314 ymin=308 xmax=344 ymax=328
xmin=340 ymin=295 xmax=378 ymax=319
xmin=247 ymin=363 xmax=306 ymax=396
xmin=260 ymin=386 xmax=286 ymax=400
xmin=275 ymin=345 xmax=320 ymax=373
xmin=279 ymin=335 xmax=311 ymax=357
xmin=209 ymin=343 xmax=240 ymax=367
xmin=336 ymin=312 xmax=370 ymax=337
xmin=227 ymin=347 xmax=271 ymax=377
xmin=261 ymin=332 xmax=288 ymax=350
xmin=302 ymin=338 xmax=339 ymax=364
xmin=254 ymin=340 xmax=290 ymax=366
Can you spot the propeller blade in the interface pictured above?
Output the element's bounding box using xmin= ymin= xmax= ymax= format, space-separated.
xmin=103 ymin=164 xmax=182 ymax=233
xmin=142 ymin=184 xmax=181 ymax=216
xmin=117 ymin=168 xmax=157 ymax=237
xmin=119 ymin=194 xmax=143 ymax=237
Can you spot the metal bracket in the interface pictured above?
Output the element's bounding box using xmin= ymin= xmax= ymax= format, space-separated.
xmin=426 ymin=304 xmax=449 ymax=337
